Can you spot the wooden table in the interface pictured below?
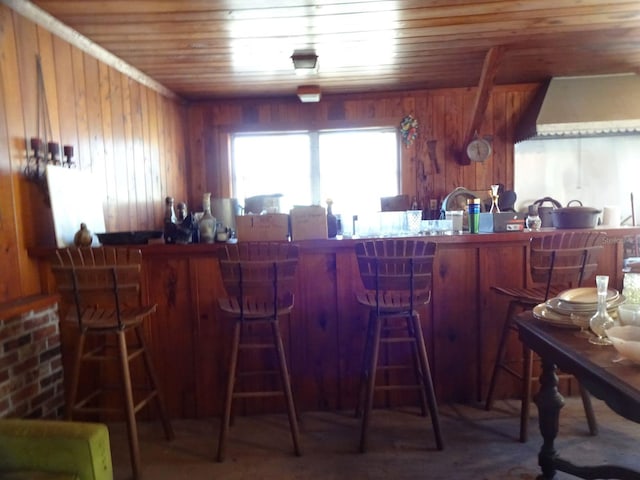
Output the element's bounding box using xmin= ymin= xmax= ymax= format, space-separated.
xmin=515 ymin=312 xmax=640 ymax=479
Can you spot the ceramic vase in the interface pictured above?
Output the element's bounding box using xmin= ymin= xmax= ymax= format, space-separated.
xmin=199 ymin=192 xmax=216 ymax=243
xmin=73 ymin=223 xmax=92 ymax=247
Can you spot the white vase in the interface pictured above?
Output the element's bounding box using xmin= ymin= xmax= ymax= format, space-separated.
xmin=198 ymin=192 xmax=216 ymax=243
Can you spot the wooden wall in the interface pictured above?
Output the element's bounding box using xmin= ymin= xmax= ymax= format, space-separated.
xmin=186 ymin=83 xmax=538 ymax=208
xmin=0 ymin=4 xmax=188 ymax=303
xmin=0 ymin=1 xmax=541 ymax=307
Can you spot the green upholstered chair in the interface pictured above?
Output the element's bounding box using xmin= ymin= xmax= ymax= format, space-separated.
xmin=0 ymin=419 xmax=113 ymax=480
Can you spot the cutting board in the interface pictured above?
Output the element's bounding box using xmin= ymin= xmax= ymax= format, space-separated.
xmin=46 ymin=165 xmax=105 ymax=247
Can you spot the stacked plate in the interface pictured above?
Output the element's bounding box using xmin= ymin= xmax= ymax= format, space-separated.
xmin=532 ymin=287 xmax=625 ymax=328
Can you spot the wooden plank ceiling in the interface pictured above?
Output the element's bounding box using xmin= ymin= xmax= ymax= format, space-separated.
xmin=27 ymin=0 xmax=640 ymax=101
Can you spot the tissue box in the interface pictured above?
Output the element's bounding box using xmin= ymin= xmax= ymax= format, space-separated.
xmin=235 ymin=214 xmax=289 ymax=241
xmin=290 ymin=206 xmax=328 ymax=240
xmin=479 ymin=212 xmax=526 ymax=232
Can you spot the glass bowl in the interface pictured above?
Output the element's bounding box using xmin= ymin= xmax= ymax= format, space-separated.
xmin=617 ymin=304 xmax=640 ymax=326
xmin=606 ymin=325 xmax=640 ymax=363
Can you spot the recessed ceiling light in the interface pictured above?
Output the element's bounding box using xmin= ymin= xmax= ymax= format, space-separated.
xmin=297 ymin=85 xmax=321 ymax=103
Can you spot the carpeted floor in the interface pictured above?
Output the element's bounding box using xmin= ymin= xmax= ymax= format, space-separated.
xmin=108 ymin=397 xmax=640 ymax=480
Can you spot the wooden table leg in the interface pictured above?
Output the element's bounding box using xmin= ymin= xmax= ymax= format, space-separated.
xmin=533 ymin=358 xmax=565 ymax=479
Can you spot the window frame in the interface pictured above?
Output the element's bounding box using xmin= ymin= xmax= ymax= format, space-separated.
xmin=229 ymin=125 xmax=402 ymax=212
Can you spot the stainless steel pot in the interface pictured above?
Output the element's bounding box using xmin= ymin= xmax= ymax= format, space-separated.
xmin=532 ymin=197 xmax=562 ymax=227
xmin=551 ymin=200 xmax=601 ymax=229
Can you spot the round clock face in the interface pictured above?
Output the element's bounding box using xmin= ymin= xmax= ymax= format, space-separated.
xmin=466 ymin=138 xmax=492 ymax=162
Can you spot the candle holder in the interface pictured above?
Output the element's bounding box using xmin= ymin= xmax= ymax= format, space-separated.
xmin=24 ymin=137 xmax=46 ymax=183
xmin=63 ymin=145 xmax=75 ymax=168
xmin=47 ymin=141 xmax=60 ymax=165
xmin=489 ymin=184 xmax=501 ymax=213
xmin=24 ymin=137 xmax=76 ymax=201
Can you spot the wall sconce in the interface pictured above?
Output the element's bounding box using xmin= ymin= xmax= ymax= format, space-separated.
xmin=291 ymin=50 xmax=319 ymax=75
xmin=25 ymin=55 xmax=75 ymax=201
xmin=297 ymin=85 xmax=321 ymax=103
xmin=24 ymin=137 xmax=75 ymax=191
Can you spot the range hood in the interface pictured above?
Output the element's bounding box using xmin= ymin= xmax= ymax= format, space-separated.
xmin=515 ymin=73 xmax=640 ymax=142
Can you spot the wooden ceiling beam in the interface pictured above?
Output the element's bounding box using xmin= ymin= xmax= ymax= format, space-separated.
xmin=459 ymin=45 xmax=504 ymax=165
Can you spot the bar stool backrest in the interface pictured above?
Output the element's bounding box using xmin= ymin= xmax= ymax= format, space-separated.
xmin=217 ymin=243 xmax=299 ymax=319
xmin=51 ymin=247 xmax=144 ymax=330
xmin=355 ymin=239 xmax=437 ymax=313
xmin=529 ymin=231 xmax=607 ymax=300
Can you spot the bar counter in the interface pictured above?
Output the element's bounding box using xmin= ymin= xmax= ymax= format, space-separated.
xmin=31 ymin=226 xmax=640 ymax=419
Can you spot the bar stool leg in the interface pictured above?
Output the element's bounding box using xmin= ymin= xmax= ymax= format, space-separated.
xmin=217 ymin=320 xmax=242 ymax=463
xmin=117 ymin=330 xmax=141 ymax=479
xmin=355 ymin=313 xmax=376 ymax=418
xmin=66 ymin=331 xmax=86 ymax=420
xmin=271 ymin=319 xmax=302 ymax=456
xmin=405 ymin=315 xmax=428 ymax=417
xmin=359 ymin=315 xmax=383 ymax=453
xmin=485 ymin=300 xmax=521 ymax=411
xmin=135 ymin=327 xmax=174 ymax=440
xmin=412 ymin=314 xmax=443 ymax=450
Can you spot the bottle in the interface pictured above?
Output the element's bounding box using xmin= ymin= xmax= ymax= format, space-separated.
xmin=174 ymin=202 xmax=194 ymax=244
xmin=526 ymin=204 xmax=542 ymax=231
xmin=163 ymin=196 xmax=177 ymax=244
xmin=326 ymin=199 xmax=338 ymax=238
xmin=176 ymin=202 xmax=188 ymax=223
xmin=164 ymin=196 xmax=177 ymax=224
xmin=198 ymin=192 xmax=216 ymax=243
xmin=467 ymin=198 xmax=480 ymax=233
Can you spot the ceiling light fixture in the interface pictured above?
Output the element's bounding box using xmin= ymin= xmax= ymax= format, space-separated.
xmin=297 ymin=85 xmax=321 ymax=103
xmin=291 ymin=50 xmax=319 ymax=75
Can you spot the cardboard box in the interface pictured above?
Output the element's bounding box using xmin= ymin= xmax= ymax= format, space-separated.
xmin=479 ymin=212 xmax=526 ymax=233
xmin=235 ymin=214 xmax=289 ymax=241
xmin=290 ymin=206 xmax=328 ymax=240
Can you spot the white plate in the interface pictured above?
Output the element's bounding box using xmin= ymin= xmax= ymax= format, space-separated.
xmin=556 ymin=287 xmax=619 ymax=304
xmin=532 ymin=304 xmax=579 ymax=329
xmin=546 ymin=294 xmax=625 ymax=315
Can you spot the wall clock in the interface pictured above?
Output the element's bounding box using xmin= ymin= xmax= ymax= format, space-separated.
xmin=466 ymin=137 xmax=492 ymax=162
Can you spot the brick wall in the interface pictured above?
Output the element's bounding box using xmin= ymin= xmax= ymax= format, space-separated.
xmin=0 ymin=303 xmax=65 ymax=418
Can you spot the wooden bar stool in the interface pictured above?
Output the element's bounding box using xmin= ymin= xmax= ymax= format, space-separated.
xmin=354 ymin=239 xmax=443 ymax=453
xmin=485 ymin=231 xmax=605 ymax=442
xmin=216 ymin=242 xmax=301 ymax=462
xmin=51 ymin=247 xmax=174 ymax=480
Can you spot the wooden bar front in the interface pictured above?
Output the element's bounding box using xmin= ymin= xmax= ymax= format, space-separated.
xmin=34 ymin=227 xmax=639 ymax=419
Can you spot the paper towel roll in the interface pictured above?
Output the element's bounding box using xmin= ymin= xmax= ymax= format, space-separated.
xmin=602 ymin=206 xmax=621 ymax=227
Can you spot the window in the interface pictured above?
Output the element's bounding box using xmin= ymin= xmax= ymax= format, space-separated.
xmin=231 ymin=128 xmax=399 ymax=217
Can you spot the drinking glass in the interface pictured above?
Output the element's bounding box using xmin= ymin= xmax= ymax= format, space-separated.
xmin=445 ymin=210 xmax=463 ymax=233
xmin=406 ymin=210 xmax=423 ymax=235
